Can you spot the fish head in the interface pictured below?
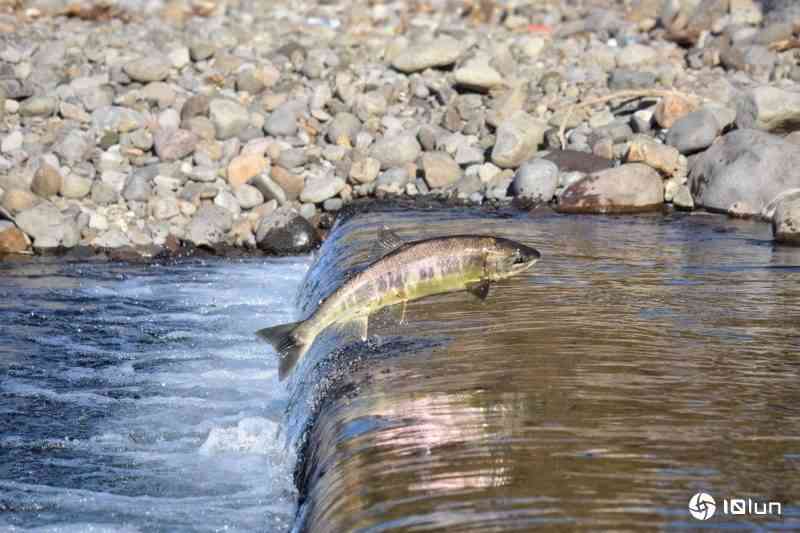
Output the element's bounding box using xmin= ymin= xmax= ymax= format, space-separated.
xmin=486 ymin=238 xmax=541 ymax=279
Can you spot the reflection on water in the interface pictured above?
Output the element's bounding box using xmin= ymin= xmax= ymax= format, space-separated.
xmin=292 ymin=207 xmax=800 ymax=531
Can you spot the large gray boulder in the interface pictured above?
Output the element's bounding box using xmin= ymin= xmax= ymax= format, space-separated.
xmin=689 ymin=129 xmax=800 ymax=216
xmin=735 ymin=86 xmax=800 ymax=133
xmin=558 ymin=163 xmax=663 ymax=214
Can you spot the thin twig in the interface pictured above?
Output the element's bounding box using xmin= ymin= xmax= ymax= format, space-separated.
xmin=556 ymin=89 xmax=701 ymax=150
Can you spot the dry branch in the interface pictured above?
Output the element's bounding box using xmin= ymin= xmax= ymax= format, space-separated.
xmin=556 ymin=89 xmax=702 ymax=150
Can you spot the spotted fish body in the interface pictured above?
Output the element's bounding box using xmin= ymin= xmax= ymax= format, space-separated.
xmin=299 ymin=236 xmax=490 ymax=341
xmin=257 ymin=230 xmax=541 ymax=380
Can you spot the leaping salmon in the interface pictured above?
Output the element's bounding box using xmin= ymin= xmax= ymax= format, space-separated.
xmin=257 ymin=228 xmax=541 ymax=380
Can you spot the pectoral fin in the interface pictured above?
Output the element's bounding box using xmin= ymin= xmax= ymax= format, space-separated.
xmin=466 ymin=280 xmax=490 ymax=301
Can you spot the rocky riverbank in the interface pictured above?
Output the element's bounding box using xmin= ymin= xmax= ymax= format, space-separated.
xmin=3 ymin=0 xmax=800 ymax=258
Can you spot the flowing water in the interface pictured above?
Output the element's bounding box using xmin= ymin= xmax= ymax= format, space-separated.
xmin=2 ymin=206 xmax=800 ymax=532
xmin=287 ymin=206 xmax=800 ymax=532
xmin=0 ymin=257 xmax=309 ymax=532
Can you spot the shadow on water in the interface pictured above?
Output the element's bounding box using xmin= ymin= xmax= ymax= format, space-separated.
xmin=286 ymin=206 xmax=800 ymax=531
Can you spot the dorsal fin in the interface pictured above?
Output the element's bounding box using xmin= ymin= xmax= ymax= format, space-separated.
xmin=369 ymin=227 xmax=406 ymax=259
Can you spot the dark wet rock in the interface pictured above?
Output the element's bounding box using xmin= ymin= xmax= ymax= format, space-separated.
xmin=772 ymin=195 xmax=800 ymax=244
xmin=512 ymin=159 xmax=558 ymax=202
xmin=666 ymin=110 xmax=721 ymax=154
xmin=558 ymin=163 xmax=664 ymax=214
xmin=256 ymin=206 xmax=319 ymax=255
xmin=542 ymin=150 xmax=613 ymax=174
xmin=690 ymin=129 xmax=800 ymax=216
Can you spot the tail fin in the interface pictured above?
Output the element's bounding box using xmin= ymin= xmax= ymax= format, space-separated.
xmin=256 ymin=321 xmax=307 ymax=381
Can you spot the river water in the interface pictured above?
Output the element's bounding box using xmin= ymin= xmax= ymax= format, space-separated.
xmin=1 ymin=256 xmax=309 ymax=532
xmin=289 ymin=206 xmax=800 ymax=531
xmin=2 ymin=206 xmax=800 ymax=532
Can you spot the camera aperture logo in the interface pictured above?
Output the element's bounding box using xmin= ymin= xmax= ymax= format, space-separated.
xmin=689 ymin=492 xmax=782 ymax=521
xmin=689 ymin=492 xmax=716 ymax=520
